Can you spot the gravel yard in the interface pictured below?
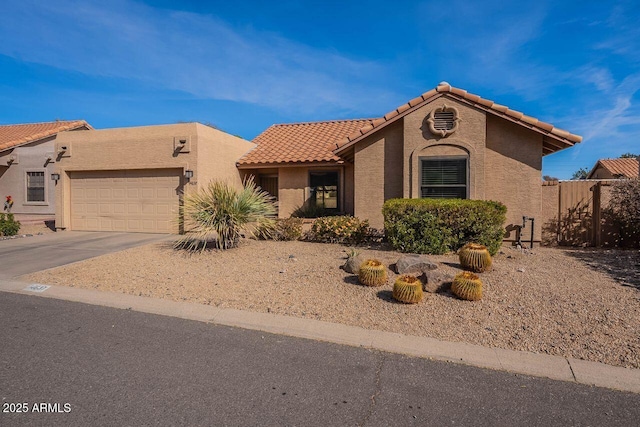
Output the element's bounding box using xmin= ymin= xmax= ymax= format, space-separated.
xmin=23 ymin=239 xmax=640 ymax=369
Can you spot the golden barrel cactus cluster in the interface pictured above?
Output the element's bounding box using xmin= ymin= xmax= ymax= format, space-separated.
xmin=392 ymin=275 xmax=424 ymax=304
xmin=451 ymin=271 xmax=483 ymax=301
xmin=458 ymin=243 xmax=492 ymax=273
xmin=358 ymin=259 xmax=388 ymax=287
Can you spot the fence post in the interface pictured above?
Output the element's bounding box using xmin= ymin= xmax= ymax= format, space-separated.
xmin=592 ymin=182 xmax=601 ymax=247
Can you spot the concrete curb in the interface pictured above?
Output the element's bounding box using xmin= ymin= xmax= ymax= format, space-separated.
xmin=2 ymin=279 xmax=639 ymax=394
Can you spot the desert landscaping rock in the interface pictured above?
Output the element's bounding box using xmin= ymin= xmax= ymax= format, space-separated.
xmin=422 ymin=270 xmax=454 ymax=293
xmin=341 ymin=254 xmax=364 ymax=274
xmin=23 ymin=240 xmax=640 ymax=369
xmin=395 ymin=254 xmax=438 ymax=274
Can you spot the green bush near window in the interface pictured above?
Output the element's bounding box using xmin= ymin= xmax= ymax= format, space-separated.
xmin=0 ymin=213 xmax=21 ymax=236
xmin=382 ymin=199 xmax=507 ymax=255
xmin=309 ymin=216 xmax=369 ymax=244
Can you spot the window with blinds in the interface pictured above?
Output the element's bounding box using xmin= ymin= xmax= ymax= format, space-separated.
xmin=26 ymin=171 xmax=46 ymax=202
xmin=420 ymin=158 xmax=467 ymax=199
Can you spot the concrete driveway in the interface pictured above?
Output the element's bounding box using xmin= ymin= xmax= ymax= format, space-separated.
xmin=0 ymin=231 xmax=173 ymax=279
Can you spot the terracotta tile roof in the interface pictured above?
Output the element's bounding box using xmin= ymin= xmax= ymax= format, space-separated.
xmin=0 ymin=120 xmax=91 ymax=152
xmin=237 ymin=119 xmax=374 ymax=166
xmin=588 ymin=158 xmax=639 ymax=179
xmin=334 ymin=82 xmax=582 ymax=156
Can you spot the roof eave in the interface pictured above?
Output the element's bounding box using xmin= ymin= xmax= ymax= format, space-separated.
xmin=334 ymin=91 xmax=582 ymax=157
xmin=0 ymin=121 xmax=92 ymax=153
xmin=237 ymin=160 xmax=344 ymax=169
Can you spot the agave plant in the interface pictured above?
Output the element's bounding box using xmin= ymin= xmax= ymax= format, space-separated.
xmin=175 ymin=177 xmax=276 ymax=251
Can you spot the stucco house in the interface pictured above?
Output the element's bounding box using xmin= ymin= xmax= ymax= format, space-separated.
xmin=48 ymin=82 xmax=582 ymax=241
xmin=239 ymin=82 xmax=582 ymax=242
xmin=0 ymin=120 xmax=91 ymax=218
xmin=53 ymin=122 xmax=254 ymax=233
xmin=586 ymin=158 xmax=639 ymax=179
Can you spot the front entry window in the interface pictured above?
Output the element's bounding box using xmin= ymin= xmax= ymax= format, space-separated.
xmin=421 ymin=158 xmax=467 ymax=199
xmin=310 ymin=171 xmax=339 ymax=210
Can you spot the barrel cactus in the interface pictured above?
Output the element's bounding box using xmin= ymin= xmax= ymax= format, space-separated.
xmin=459 ymin=243 xmax=492 ymax=273
xmin=393 ymin=275 xmax=423 ymax=304
xmin=358 ymin=259 xmax=388 ymax=287
xmin=451 ymin=271 xmax=483 ymax=301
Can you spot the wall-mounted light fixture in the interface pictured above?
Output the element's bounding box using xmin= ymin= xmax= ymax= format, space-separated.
xmin=184 ymin=170 xmax=194 ymax=181
xmin=51 ymin=173 xmax=60 ymax=182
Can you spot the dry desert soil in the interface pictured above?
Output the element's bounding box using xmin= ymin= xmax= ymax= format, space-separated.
xmin=23 ymin=239 xmax=640 ymax=369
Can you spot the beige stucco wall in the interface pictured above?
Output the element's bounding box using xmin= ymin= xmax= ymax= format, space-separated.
xmin=485 ymin=115 xmax=543 ymax=242
xmin=343 ymin=162 xmax=354 ymax=215
xmin=195 ymin=123 xmax=255 ymax=189
xmin=0 ymin=136 xmax=59 ymax=216
xmin=54 ymin=123 xmax=254 ymax=231
xmin=243 ymin=164 xmax=350 ymax=219
xmin=541 ymin=181 xmax=559 ymax=245
xmin=588 ymin=165 xmax=614 ymax=179
xmin=349 ymin=94 xmax=547 ymax=239
xmin=353 ymin=96 xmax=487 ymax=229
xmin=354 ymin=133 xmax=386 ymax=228
xmin=404 ymin=97 xmax=486 ymax=201
xmin=277 ymin=167 xmax=309 ymax=218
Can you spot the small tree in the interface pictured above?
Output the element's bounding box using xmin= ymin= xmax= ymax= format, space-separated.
xmin=608 ymin=178 xmax=640 ymax=247
xmin=619 ymin=153 xmax=639 ymax=159
xmin=175 ymin=178 xmax=276 ymax=251
xmin=571 ymin=167 xmax=589 ymax=180
xmin=543 ymin=175 xmax=559 ymax=181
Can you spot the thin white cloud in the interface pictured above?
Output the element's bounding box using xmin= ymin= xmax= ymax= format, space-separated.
xmin=0 ymin=0 xmax=398 ymax=115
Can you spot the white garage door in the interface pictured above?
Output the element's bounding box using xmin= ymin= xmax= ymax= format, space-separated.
xmin=70 ymin=169 xmax=182 ymax=233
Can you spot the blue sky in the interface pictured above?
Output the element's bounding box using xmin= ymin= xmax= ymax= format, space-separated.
xmin=1 ymin=0 xmax=638 ymax=179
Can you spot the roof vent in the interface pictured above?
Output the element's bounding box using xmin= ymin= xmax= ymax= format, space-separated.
xmin=427 ymin=104 xmax=460 ymax=137
xmin=433 ymin=111 xmax=455 ymax=130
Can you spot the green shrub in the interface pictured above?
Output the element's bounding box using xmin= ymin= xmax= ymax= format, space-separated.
xmin=0 ymin=213 xmax=21 ymax=236
xmin=175 ymin=178 xmax=277 ymax=251
xmin=382 ymin=199 xmax=506 ymax=255
xmin=309 ymin=216 xmax=369 ymax=244
xmin=255 ymin=217 xmax=304 ymax=241
xmin=608 ymin=177 xmax=640 ymax=247
xmin=291 ymin=203 xmax=329 ymax=218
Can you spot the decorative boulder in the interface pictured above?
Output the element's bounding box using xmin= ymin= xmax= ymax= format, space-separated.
xmin=421 ymin=270 xmax=454 ymax=293
xmin=341 ymin=254 xmax=365 ymax=274
xmin=395 ymin=254 xmax=438 ymax=274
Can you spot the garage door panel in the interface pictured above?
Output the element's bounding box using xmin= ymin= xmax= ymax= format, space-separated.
xmin=71 ymin=169 xmax=181 ymax=233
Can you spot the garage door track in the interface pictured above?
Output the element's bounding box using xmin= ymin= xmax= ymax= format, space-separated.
xmin=0 ymin=232 xmax=172 ymax=279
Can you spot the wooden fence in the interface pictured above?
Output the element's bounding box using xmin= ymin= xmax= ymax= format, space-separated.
xmin=541 ymin=180 xmax=619 ymax=247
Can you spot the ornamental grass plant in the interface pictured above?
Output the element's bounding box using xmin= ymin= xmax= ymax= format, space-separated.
xmin=175 ymin=178 xmax=276 ymax=251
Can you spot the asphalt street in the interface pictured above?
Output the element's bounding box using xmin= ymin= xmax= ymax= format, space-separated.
xmin=1 ymin=292 xmax=638 ymax=426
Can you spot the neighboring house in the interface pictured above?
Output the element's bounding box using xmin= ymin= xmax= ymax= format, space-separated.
xmin=586 ymin=158 xmax=639 ymax=179
xmin=53 ymin=123 xmax=255 ymax=233
xmin=0 ymin=120 xmax=91 ymax=217
xmin=239 ymin=82 xmax=582 ymax=242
